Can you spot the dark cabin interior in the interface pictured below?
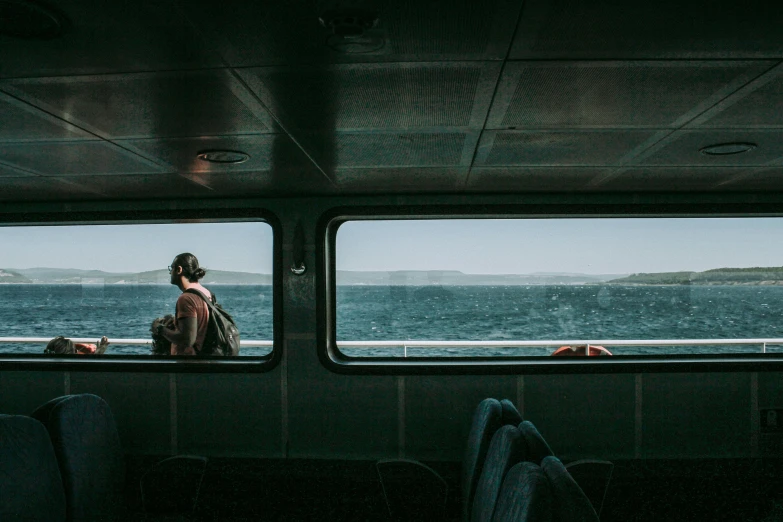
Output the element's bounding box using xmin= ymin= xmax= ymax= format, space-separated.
xmin=4 ymin=0 xmax=783 ymax=520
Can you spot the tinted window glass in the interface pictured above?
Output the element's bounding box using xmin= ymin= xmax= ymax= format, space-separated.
xmin=0 ymin=222 xmax=273 ymax=357
xmin=336 ymin=218 xmax=783 ymax=358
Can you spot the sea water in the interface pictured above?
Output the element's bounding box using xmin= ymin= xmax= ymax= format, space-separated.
xmin=1 ymin=284 xmax=782 ymax=357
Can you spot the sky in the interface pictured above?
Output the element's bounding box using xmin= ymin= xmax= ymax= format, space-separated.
xmin=336 ymin=218 xmax=783 ymax=274
xmin=2 ymin=218 xmax=783 ymax=275
xmin=0 ymin=222 xmax=274 ymax=274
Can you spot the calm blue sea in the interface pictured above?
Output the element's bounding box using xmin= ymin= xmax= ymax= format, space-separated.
xmin=2 ymin=284 xmax=783 ymax=356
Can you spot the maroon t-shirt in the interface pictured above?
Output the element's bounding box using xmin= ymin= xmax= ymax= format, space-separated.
xmin=172 ymin=290 xmax=210 ymax=355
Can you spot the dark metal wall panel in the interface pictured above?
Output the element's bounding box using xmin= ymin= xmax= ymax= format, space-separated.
xmin=309 ymin=132 xmax=473 ymax=168
xmin=0 ymin=372 xmax=66 ymax=415
xmin=0 ymin=1 xmax=222 ymax=78
xmin=511 ymin=0 xmax=783 ymax=59
xmin=525 ymin=374 xmax=636 ymax=460
xmin=70 ymin=372 xmax=172 ymax=454
xmin=0 ymin=176 xmax=105 ymax=201
xmin=642 ymin=373 xmax=751 ymax=458
xmin=334 ymin=167 xmax=468 ymax=193
xmin=51 ymin=174 xmax=215 ymax=200
xmin=486 ymin=62 xmax=772 ymax=129
xmin=184 ymin=0 xmax=522 ymax=67
xmin=239 ymin=63 xmax=501 ymax=132
xmin=2 ymin=71 xmax=275 ymax=140
xmin=719 ymin=168 xmax=783 ymax=192
xmin=476 ymin=130 xmax=657 ymax=166
xmin=467 ymin=167 xmax=604 ymax=191
xmin=0 ymin=141 xmax=168 ymax=176
xmin=634 ymin=130 xmax=783 ymax=167
xmin=597 ymin=168 xmax=747 ymax=192
xmin=178 ymin=170 xmax=337 ymax=197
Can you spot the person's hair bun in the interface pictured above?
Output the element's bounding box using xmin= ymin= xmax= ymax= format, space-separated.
xmin=194 ymin=268 xmax=206 ymax=280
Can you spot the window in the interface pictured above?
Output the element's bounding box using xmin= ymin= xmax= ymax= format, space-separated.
xmin=0 ymin=220 xmax=275 ymax=362
xmin=330 ymin=217 xmax=783 ymax=362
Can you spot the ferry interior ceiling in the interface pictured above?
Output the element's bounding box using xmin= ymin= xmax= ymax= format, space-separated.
xmin=2 ymin=0 xmax=783 ymax=521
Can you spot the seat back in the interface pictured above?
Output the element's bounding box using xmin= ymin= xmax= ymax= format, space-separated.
xmin=492 ymin=461 xmax=552 ymax=522
xmin=0 ymin=414 xmax=66 ymax=522
xmin=462 ymin=398 xmax=522 ymax=521
xmin=540 ymin=456 xmax=600 ymax=522
xmin=471 ymin=424 xmax=528 ymax=522
xmin=518 ymin=421 xmax=555 ymax=464
xmin=32 ymin=394 xmax=125 ymax=521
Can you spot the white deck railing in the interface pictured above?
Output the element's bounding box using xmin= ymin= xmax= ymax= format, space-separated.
xmin=2 ymin=337 xmax=783 ymax=356
xmin=0 ymin=337 xmax=272 ymax=347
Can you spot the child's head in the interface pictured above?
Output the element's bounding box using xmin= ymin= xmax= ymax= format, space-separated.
xmin=44 ymin=336 xmax=74 ymax=354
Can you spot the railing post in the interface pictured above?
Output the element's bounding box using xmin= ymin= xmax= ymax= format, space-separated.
xmin=404 ymin=343 xmax=408 ymax=358
xmin=763 ymin=342 xmax=767 ymax=354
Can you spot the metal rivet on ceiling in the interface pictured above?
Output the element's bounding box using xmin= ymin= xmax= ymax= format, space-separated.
xmin=699 ymin=143 xmax=757 ymax=156
xmin=196 ymin=150 xmax=251 ymax=164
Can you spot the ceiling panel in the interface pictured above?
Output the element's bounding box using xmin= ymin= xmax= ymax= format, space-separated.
xmin=466 ymin=167 xmax=603 ymax=191
xmin=2 ymin=71 xmax=275 ymax=139
xmin=304 ymin=132 xmax=476 ymax=168
xmin=334 ymin=167 xmax=467 ymax=193
xmin=596 ymin=168 xmax=746 ymax=192
xmin=50 ymin=174 xmax=216 ymax=200
xmin=511 ymin=0 xmax=783 ymax=59
xmin=0 ymin=163 xmax=35 ymax=178
xmin=476 ymin=131 xmax=657 ymax=166
xmin=179 ymin=170 xmax=336 ymax=197
xmin=0 ymin=141 xmax=168 ymax=176
xmin=634 ymin=130 xmax=783 ymax=167
xmin=184 ymin=0 xmax=521 ymax=67
xmin=486 ymin=62 xmax=772 ymax=129
xmin=239 ymin=63 xmax=500 ymax=132
xmin=0 ymin=92 xmax=91 ymax=142
xmin=118 ymin=134 xmax=314 ymax=174
xmin=0 ymin=1 xmax=221 ymax=78
xmin=0 ymin=177 xmax=103 ymax=201
xmin=695 ymin=73 xmax=783 ymax=128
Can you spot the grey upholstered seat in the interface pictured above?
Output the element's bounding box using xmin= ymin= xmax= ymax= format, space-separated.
xmin=492 ymin=461 xmax=553 ymax=522
xmin=32 ymin=393 xmax=126 ymax=521
xmin=471 ymin=424 xmax=528 ymax=522
xmin=0 ymin=414 xmax=66 ymax=522
xmin=462 ymin=398 xmax=523 ymax=521
xmin=541 ymin=456 xmax=600 ymax=522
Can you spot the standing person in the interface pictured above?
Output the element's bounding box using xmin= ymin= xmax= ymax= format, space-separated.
xmin=156 ymin=253 xmax=212 ymax=356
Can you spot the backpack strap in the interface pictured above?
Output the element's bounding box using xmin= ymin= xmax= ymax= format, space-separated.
xmin=184 ymin=288 xmax=216 ymax=309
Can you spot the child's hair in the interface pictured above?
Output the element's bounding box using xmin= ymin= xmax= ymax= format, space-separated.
xmin=150 ymin=315 xmax=175 ymax=355
xmin=45 ymin=336 xmax=74 ymax=354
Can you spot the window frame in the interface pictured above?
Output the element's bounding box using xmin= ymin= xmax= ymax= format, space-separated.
xmin=318 ymin=203 xmax=783 ymax=375
xmin=0 ymin=208 xmax=282 ymax=373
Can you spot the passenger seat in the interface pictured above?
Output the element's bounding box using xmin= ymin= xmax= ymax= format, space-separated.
xmin=32 ymin=394 xmax=125 ymax=521
xmin=0 ymin=414 xmax=67 ymax=521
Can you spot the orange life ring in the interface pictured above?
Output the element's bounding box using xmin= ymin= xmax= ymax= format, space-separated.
xmin=551 ymin=345 xmax=612 ymax=356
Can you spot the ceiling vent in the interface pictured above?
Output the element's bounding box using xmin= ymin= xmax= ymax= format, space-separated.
xmin=0 ymin=0 xmax=66 ymax=40
xmin=196 ymin=150 xmax=250 ymax=164
xmin=319 ymin=8 xmax=384 ymax=53
xmin=700 ymin=142 xmax=757 ymax=156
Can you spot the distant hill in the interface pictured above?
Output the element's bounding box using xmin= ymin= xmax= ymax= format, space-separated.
xmin=3 ymin=268 xmax=271 ymax=285
xmin=336 ymin=270 xmax=627 ymax=286
xmin=0 ymin=269 xmax=31 ymax=283
xmin=608 ymin=266 xmax=783 ymax=285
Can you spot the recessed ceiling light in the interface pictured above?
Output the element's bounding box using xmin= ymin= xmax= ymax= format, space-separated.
xmin=319 ymin=8 xmax=384 ymax=53
xmin=0 ymin=0 xmax=66 ymax=40
xmin=196 ymin=150 xmax=250 ymax=164
xmin=699 ymin=142 xmax=757 ymax=156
